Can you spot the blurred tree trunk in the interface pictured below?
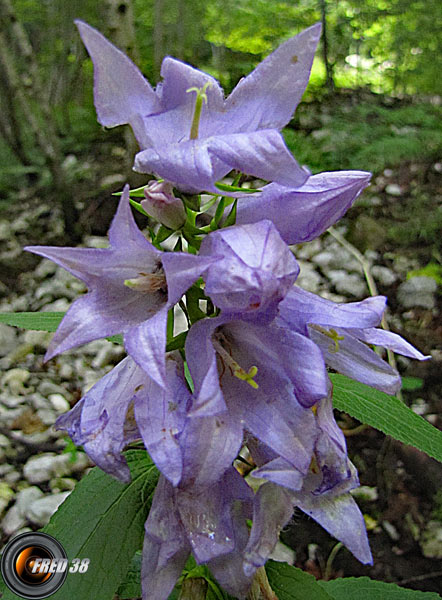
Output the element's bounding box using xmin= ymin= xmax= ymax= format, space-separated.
xmin=0 ymin=0 xmax=80 ymax=241
xmin=320 ymin=0 xmax=335 ymax=92
xmin=102 ymin=0 xmax=140 ymax=169
xmin=153 ymin=0 xmax=164 ymax=79
xmin=102 ymin=0 xmax=139 ymax=61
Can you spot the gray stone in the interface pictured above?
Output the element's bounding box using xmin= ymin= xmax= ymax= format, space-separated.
xmin=49 ymin=394 xmax=70 ymax=413
xmin=385 ymin=183 xmax=402 ymax=196
xmin=372 ymin=265 xmax=397 ymax=286
xmin=420 ymin=521 xmax=442 ymax=559
xmin=26 ymin=491 xmax=71 ymax=527
xmin=1 ymin=487 xmax=44 ymax=535
xmin=0 ymin=324 xmax=18 ymax=357
xmin=296 ymin=261 xmax=322 ymax=293
xmin=397 ymin=276 xmax=437 ymax=309
xmin=1 ymin=368 xmax=31 ymax=395
xmin=34 ymin=258 xmax=57 ymax=279
xmin=23 ymin=452 xmax=91 ymax=484
xmin=327 ymin=270 xmax=367 ymax=297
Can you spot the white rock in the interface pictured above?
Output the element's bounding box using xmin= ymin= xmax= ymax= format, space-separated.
xmin=0 ymin=323 xmax=18 ymax=357
xmin=397 ymin=276 xmax=437 ymax=309
xmin=26 ymin=491 xmax=71 ymax=527
xmin=372 ymin=265 xmax=397 ymax=286
xmin=23 ymin=452 xmax=91 ymax=484
xmin=327 ymin=270 xmax=367 ymax=297
xmin=420 ymin=521 xmax=442 ymax=559
xmin=49 ymin=394 xmax=70 ymax=413
xmin=2 ymin=368 xmax=31 ymax=395
xmin=385 ymin=183 xmax=402 ymax=196
xmin=34 ymin=258 xmax=57 ymax=279
xmin=1 ymin=486 xmax=44 ymax=535
xmin=296 ymin=261 xmax=322 ymax=293
xmin=1 ymin=504 xmax=26 ymax=535
xmin=59 ymin=363 xmax=74 ymax=379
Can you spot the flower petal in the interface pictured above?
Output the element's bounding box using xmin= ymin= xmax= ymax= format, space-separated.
xmin=309 ymin=326 xmax=401 ymax=394
xmin=159 ymin=57 xmax=224 ymax=112
xmin=243 ymin=483 xmax=293 ymax=576
xmin=125 ymin=306 xmax=169 ymax=388
xmin=142 ymin=476 xmax=190 ymax=600
xmin=236 ymin=170 xmax=372 ymax=244
xmin=75 ymin=20 xmax=160 ymax=146
xmin=134 ymin=130 xmax=308 ymax=194
xmin=294 ymin=491 xmax=373 ymax=565
xmin=179 ymin=412 xmax=243 ymax=488
xmin=225 ymin=23 xmax=322 ymax=131
xmin=348 ymin=327 xmax=430 ymax=360
xmin=278 ymin=287 xmax=386 ymax=336
xmin=200 ymin=220 xmax=299 ymax=317
xmin=55 ymin=357 xmax=143 ymax=482
xmin=134 ymin=354 xmax=189 ymax=485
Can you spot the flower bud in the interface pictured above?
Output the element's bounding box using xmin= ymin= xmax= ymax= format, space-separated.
xmin=141 ymin=181 xmax=186 ymax=230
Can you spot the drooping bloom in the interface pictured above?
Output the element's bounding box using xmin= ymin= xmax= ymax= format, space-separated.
xmin=236 ymin=170 xmax=372 ymax=244
xmin=250 ymin=393 xmax=373 ymax=565
xmin=75 ymin=20 xmax=324 ymax=194
xmin=25 ymin=186 xmax=215 ymax=387
xmin=56 ymin=353 xmax=189 ymax=484
xmin=277 ymin=287 xmax=429 ymax=394
xmin=185 ymin=222 xmax=328 ymax=459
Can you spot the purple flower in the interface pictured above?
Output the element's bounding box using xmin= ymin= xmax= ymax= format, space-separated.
xmin=56 ymin=353 xmax=190 ymax=485
xmin=75 ymin=20 xmax=323 ymax=194
xmin=25 ymin=186 xmax=214 ymax=387
xmin=200 ymin=220 xmax=300 ymax=321
xmin=277 ymin=287 xmax=429 ymax=394
xmin=236 ymin=170 xmax=372 ymax=244
xmin=251 ymin=394 xmax=373 ymax=565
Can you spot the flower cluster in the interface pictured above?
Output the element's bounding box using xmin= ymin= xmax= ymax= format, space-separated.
xmin=27 ymin=21 xmax=428 ymax=600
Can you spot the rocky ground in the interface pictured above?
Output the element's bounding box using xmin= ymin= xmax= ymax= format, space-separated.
xmin=0 ymin=161 xmax=441 ymax=593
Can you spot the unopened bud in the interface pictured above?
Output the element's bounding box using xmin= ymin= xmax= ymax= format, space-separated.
xmin=141 ymin=181 xmax=186 ymax=230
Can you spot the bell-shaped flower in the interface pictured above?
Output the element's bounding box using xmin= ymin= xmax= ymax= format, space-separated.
xmin=200 ymin=219 xmax=300 ymax=321
xmin=186 ymin=222 xmax=329 ymax=417
xmin=252 ymin=394 xmax=373 ymax=565
xmin=55 ymin=353 xmax=191 ymax=485
xmin=75 ymin=20 xmax=323 ymax=194
xmin=25 ymin=186 xmax=215 ymax=387
xmin=277 ymin=287 xmax=429 ymax=394
xmin=236 ymin=170 xmax=372 ymax=244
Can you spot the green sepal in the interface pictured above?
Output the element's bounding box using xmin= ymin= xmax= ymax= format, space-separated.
xmin=129 ymin=198 xmax=149 ymax=216
xmin=214 ymin=182 xmax=259 ymax=193
xmin=222 ymin=199 xmax=238 ymax=228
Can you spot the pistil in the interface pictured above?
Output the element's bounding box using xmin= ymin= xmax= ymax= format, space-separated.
xmin=311 ymin=325 xmax=345 ymax=353
xmin=212 ymin=337 xmax=259 ymax=389
xmin=186 ymin=82 xmax=211 ymax=140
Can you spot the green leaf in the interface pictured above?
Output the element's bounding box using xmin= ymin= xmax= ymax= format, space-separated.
xmin=318 ymin=576 xmax=441 ymax=599
xmin=265 ymin=560 xmax=334 ymax=599
xmin=222 ymin=200 xmax=238 ymax=228
xmin=0 ymin=311 xmax=64 ymax=331
xmin=330 ymin=374 xmax=442 ymax=463
xmin=0 ymin=312 xmax=123 ymax=346
xmin=0 ymin=450 xmax=158 ymax=600
xmin=116 ymin=551 xmax=142 ymax=599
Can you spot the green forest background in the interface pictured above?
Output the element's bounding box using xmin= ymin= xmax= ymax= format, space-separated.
xmin=0 ymin=0 xmax=441 ymax=244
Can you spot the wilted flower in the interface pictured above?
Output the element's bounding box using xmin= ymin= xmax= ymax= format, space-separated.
xmin=25 ymin=186 xmax=215 ymax=387
xmin=75 ymin=20 xmax=323 ymax=194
